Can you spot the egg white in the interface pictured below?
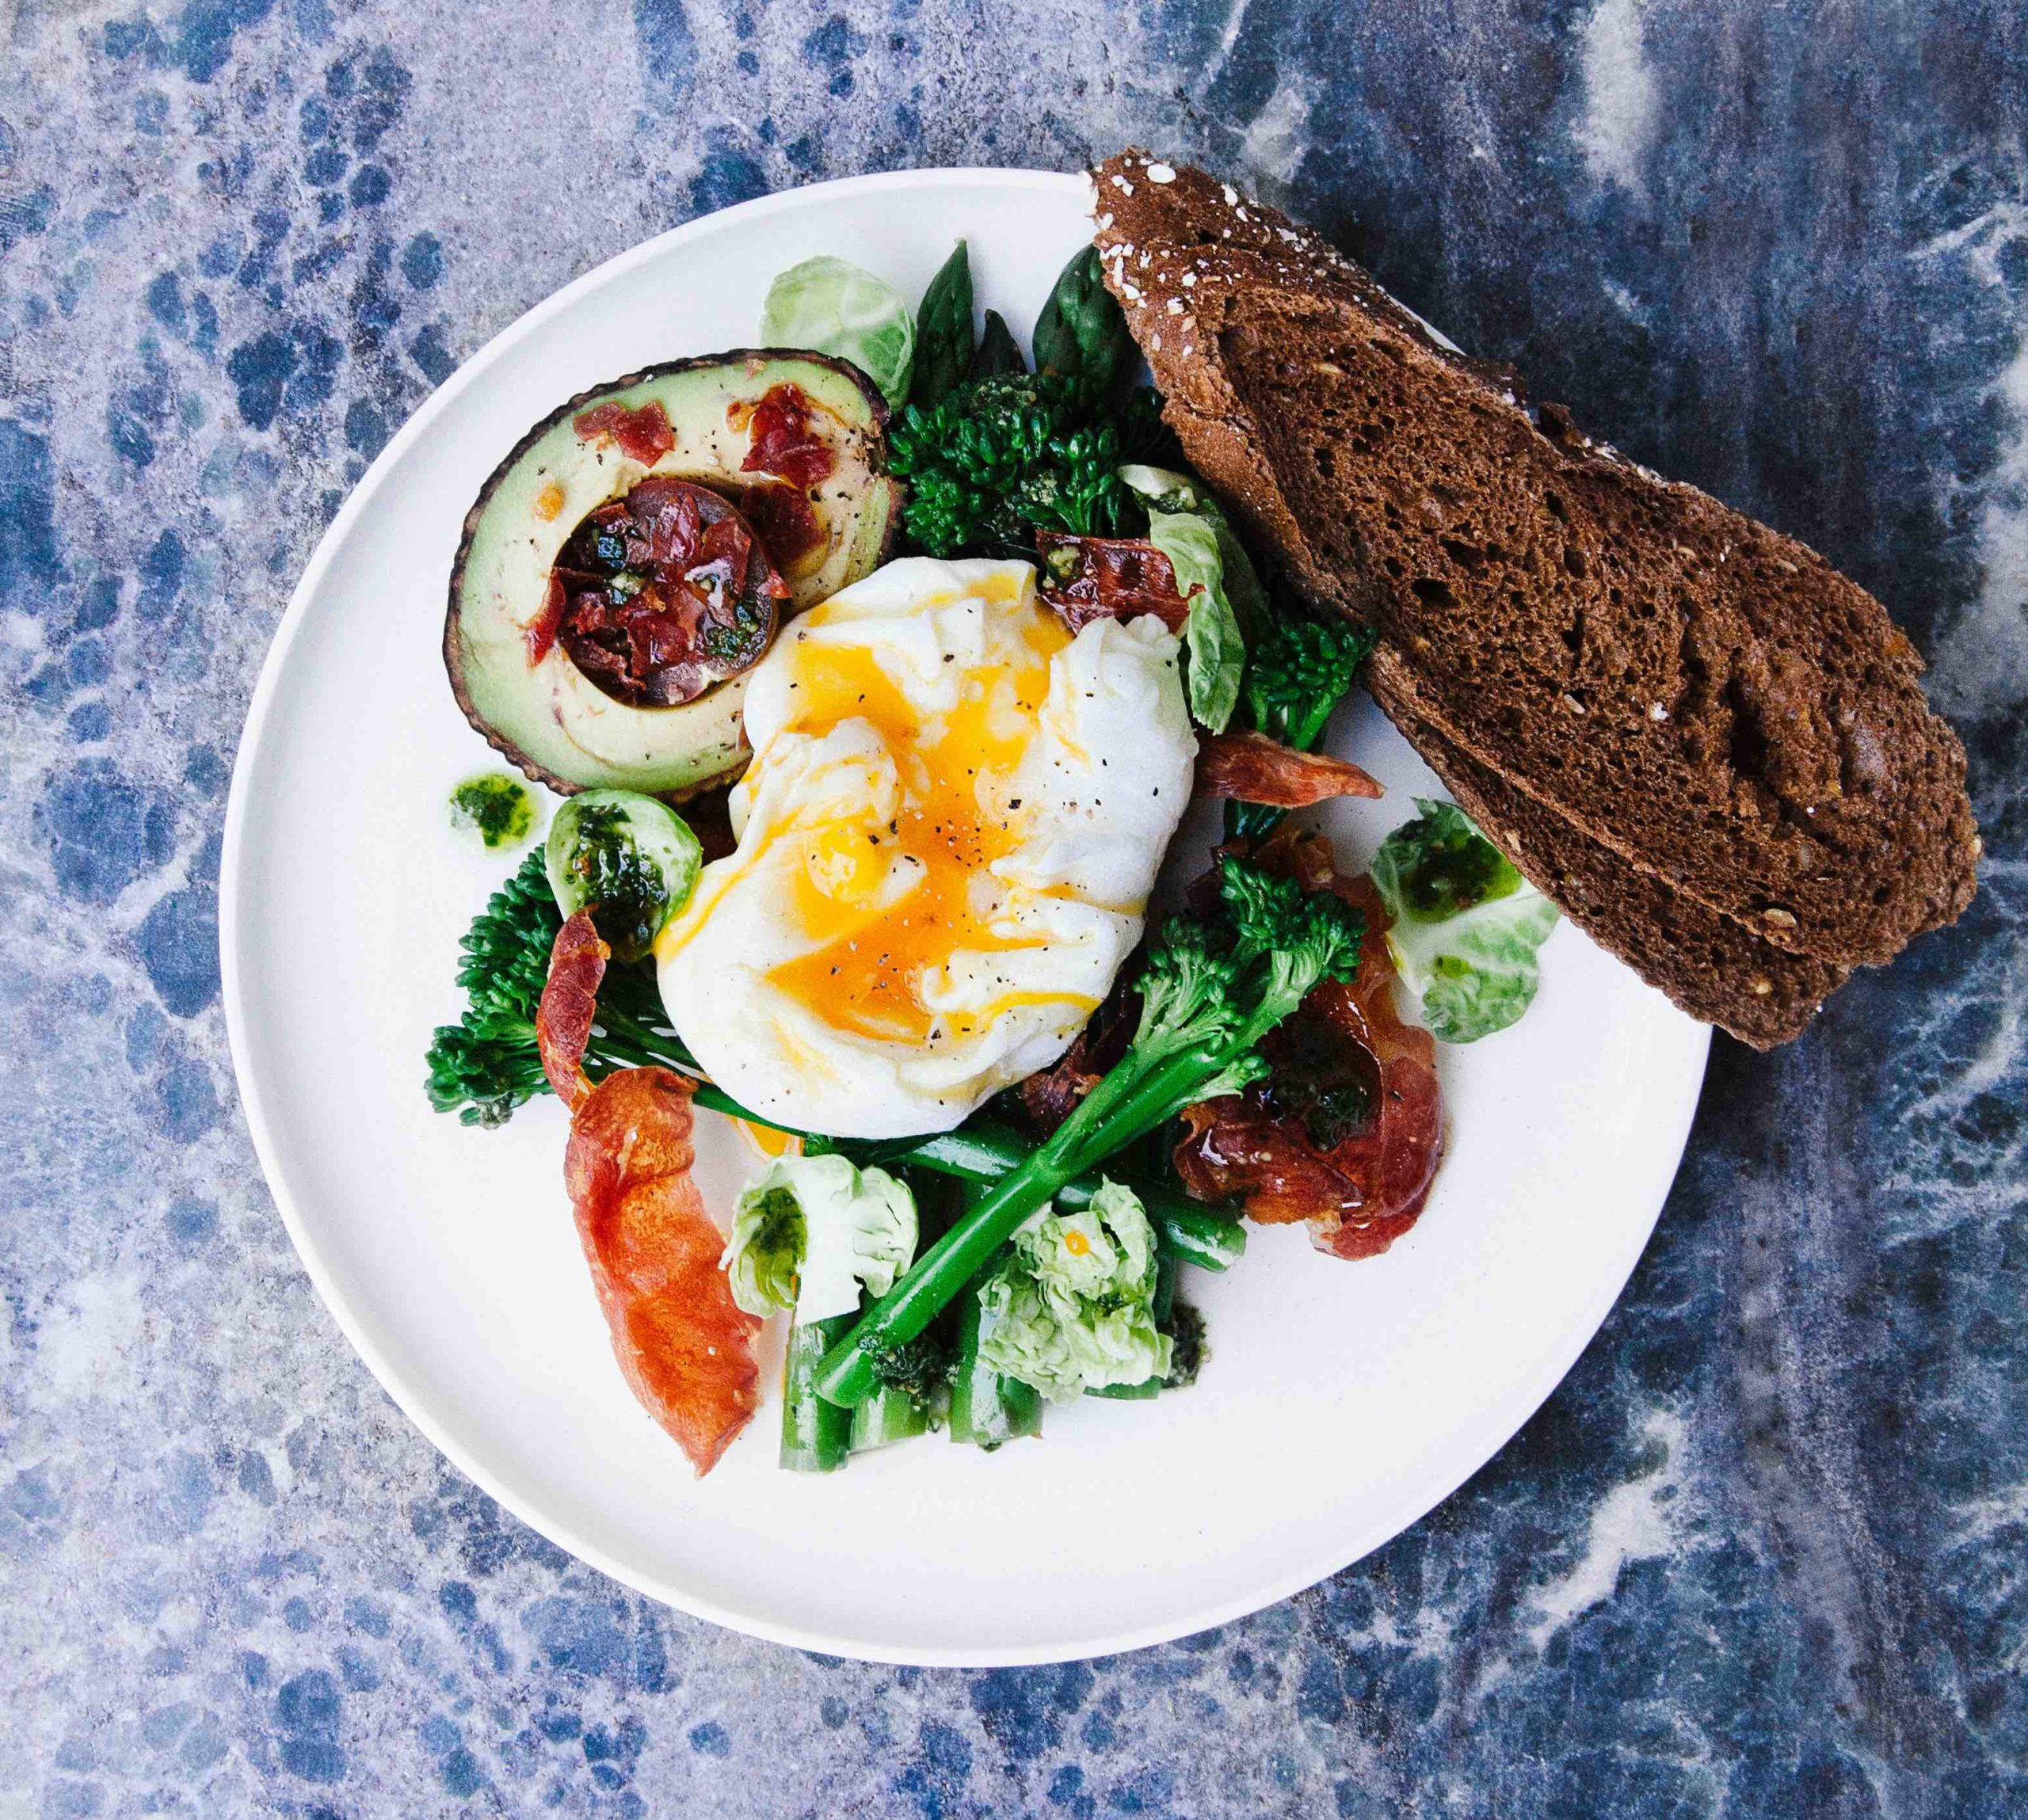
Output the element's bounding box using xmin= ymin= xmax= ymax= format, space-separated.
xmin=655 ymin=557 xmax=1196 ymax=1139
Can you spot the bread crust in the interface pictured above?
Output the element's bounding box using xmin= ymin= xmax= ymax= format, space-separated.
xmin=1090 ymin=152 xmax=1979 ymax=1036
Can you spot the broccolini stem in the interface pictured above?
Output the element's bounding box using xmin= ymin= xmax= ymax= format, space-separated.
xmin=945 ymin=1182 xmax=1043 ymax=1450
xmin=849 ymin=1383 xmax=931 ymax=1453
xmin=901 ymin=1122 xmax=1245 ymax=1270
xmin=780 ymin=1313 xmax=856 ymax=1473
xmin=947 ymin=1263 xmax=1044 ymax=1449
xmin=813 ymin=1043 xmax=1228 ymax=1408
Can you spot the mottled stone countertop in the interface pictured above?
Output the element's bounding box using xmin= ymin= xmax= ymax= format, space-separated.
xmin=3 ymin=1 xmax=2025 ymax=1814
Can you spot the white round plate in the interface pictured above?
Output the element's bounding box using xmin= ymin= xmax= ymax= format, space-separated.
xmin=223 ymin=169 xmax=1710 ymax=1667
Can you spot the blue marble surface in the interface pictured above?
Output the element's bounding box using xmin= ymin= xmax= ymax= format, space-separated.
xmin=2 ymin=0 xmax=2024 ymax=1812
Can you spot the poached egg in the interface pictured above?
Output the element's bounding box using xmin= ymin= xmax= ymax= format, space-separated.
xmin=655 ymin=557 xmax=1195 ymax=1138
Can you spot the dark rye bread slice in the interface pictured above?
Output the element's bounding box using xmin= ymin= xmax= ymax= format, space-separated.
xmin=1089 ymin=152 xmax=1980 ymax=972
xmin=1385 ymin=699 xmax=1848 ymax=1046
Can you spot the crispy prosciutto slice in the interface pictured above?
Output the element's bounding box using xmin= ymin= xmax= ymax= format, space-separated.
xmin=1173 ymin=831 xmax=1445 ymax=1260
xmin=564 ymin=1068 xmax=761 ymax=1474
xmin=537 ymin=912 xmax=608 ymax=1108
xmin=738 ymin=383 xmax=837 ymax=489
xmin=572 ymin=398 xmax=677 ymax=466
xmin=1196 ymin=729 xmax=1382 ymax=809
xmin=537 ymin=916 xmax=760 ymax=1473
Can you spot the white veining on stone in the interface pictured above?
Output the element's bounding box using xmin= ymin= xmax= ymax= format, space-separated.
xmin=1938 ymin=333 xmax=2028 ymax=714
xmin=1576 ymin=0 xmax=1660 ymax=194
xmin=1526 ymin=1411 xmax=1683 ymax=1650
xmin=1240 ymin=74 xmax=1316 ymax=186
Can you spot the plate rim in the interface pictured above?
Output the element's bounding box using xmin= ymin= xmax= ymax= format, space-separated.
xmin=220 ymin=165 xmax=1710 ymax=1667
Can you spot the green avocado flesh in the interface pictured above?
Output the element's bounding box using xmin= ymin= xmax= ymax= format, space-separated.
xmin=446 ymin=352 xmax=899 ymax=798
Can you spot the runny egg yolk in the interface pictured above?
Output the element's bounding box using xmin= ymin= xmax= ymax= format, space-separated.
xmin=763 ymin=599 xmax=1075 ymax=1043
xmin=734 ymin=1118 xmax=802 ymax=1160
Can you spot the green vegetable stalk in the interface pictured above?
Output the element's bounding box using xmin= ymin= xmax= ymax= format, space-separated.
xmin=968 ymin=309 xmax=1024 ymax=380
xmin=813 ymin=856 xmax=1365 ymax=1408
xmin=909 ymin=242 xmax=975 ymax=409
xmin=1031 ymin=246 xmax=1136 ymax=413
xmin=780 ymin=1313 xmax=856 ymax=1472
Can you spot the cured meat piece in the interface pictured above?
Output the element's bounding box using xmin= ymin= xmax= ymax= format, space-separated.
xmin=1196 ymin=729 xmax=1382 ymax=808
xmin=573 ymin=398 xmax=677 ymax=466
xmin=552 ymin=479 xmax=787 ymax=708
xmin=563 ymin=1067 xmax=761 ymax=1475
xmin=539 ymin=923 xmax=760 ymax=1472
xmin=740 ymin=383 xmax=835 ymax=489
xmin=1174 ymin=832 xmax=1444 ymax=1259
xmin=1014 ymin=986 xmax=1136 ymax=1137
xmin=738 ymin=479 xmax=825 ymax=571
xmin=536 ymin=911 xmax=607 ymax=1110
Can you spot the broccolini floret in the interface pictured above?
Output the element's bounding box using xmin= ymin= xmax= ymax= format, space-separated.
xmin=1242 ymin=615 xmax=1378 ymax=753
xmin=1229 ymin=611 xmax=1378 ymax=844
xmin=886 ymin=372 xmax=1133 ymax=558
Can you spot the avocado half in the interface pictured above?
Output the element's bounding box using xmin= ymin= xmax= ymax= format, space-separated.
xmin=446 ymin=351 xmax=900 ymax=799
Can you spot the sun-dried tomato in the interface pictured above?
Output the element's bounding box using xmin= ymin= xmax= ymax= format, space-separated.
xmin=1035 ymin=533 xmax=1195 ymax=633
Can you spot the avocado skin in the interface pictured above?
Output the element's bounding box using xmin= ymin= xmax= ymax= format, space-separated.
xmin=445 ymin=348 xmax=902 ymax=802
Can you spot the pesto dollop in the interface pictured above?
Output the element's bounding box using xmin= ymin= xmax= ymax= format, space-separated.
xmin=449 ymin=773 xmax=536 ymax=850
